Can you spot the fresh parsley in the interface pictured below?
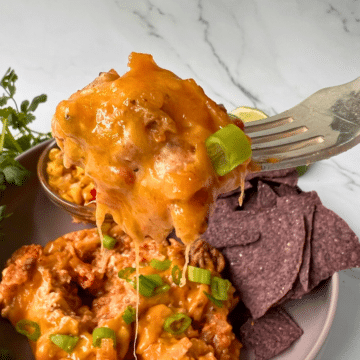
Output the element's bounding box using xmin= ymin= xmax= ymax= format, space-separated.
xmin=0 ymin=68 xmax=52 ymax=230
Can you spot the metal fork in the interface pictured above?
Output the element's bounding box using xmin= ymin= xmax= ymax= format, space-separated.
xmin=246 ymin=77 xmax=360 ymax=171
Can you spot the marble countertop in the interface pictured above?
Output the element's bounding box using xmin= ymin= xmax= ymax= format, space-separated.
xmin=1 ymin=0 xmax=360 ymax=359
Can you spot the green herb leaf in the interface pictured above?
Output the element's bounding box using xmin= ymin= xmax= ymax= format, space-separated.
xmin=16 ymin=134 xmax=32 ymax=151
xmin=20 ymin=100 xmax=29 ymax=113
xmin=28 ymin=94 xmax=47 ymax=112
xmin=0 ymin=67 xmax=51 ymax=232
xmin=2 ymin=165 xmax=30 ymax=186
xmin=0 ymin=96 xmax=7 ymax=107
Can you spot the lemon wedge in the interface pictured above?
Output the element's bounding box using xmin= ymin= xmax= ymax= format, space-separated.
xmin=230 ymin=106 xmax=268 ymax=123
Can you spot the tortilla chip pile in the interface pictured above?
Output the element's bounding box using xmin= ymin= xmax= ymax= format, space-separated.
xmin=203 ymin=168 xmax=360 ymax=360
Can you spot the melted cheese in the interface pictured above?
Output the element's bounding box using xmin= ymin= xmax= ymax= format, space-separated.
xmin=52 ymin=52 xmax=251 ymax=248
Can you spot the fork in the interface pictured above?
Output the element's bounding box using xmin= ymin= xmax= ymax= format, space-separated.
xmin=245 ymin=77 xmax=360 ymax=171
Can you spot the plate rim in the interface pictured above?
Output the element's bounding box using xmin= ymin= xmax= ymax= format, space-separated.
xmin=304 ymin=272 xmax=339 ymax=360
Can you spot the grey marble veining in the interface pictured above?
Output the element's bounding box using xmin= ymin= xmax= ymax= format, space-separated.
xmin=1 ymin=0 xmax=360 ymax=358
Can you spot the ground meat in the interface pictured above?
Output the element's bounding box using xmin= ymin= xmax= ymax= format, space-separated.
xmin=0 ymin=245 xmax=42 ymax=316
xmin=189 ymin=239 xmax=226 ymax=273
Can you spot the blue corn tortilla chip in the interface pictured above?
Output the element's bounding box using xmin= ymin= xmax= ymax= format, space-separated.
xmin=204 ymin=210 xmax=261 ymax=248
xmin=309 ymin=204 xmax=360 ymax=289
xmin=210 ymin=169 xmax=360 ymax=359
xmin=223 ymin=207 xmax=306 ymax=319
xmin=245 ymin=168 xmax=299 ymax=187
xmin=213 ymin=194 xmax=241 ymax=214
xmin=241 ymin=181 xmax=278 ymax=212
xmin=203 ymin=194 xmax=261 ymax=248
xmin=257 ymin=181 xmax=278 ymax=209
xmin=276 ymin=192 xmax=321 ymax=300
xmin=239 ymin=307 xmax=303 ymax=360
xmin=272 ymin=183 xmax=301 ymax=197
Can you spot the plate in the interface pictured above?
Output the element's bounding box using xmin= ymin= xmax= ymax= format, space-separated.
xmin=0 ymin=140 xmax=339 ymax=360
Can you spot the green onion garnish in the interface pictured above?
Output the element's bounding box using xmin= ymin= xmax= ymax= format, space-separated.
xmin=143 ymin=274 xmax=163 ymax=286
xmin=122 ymin=306 xmax=136 ymax=325
xmin=204 ymin=291 xmax=224 ymax=308
xmin=188 ymin=265 xmax=211 ymax=285
xmin=150 ymin=258 xmax=172 ymax=271
xmin=211 ymin=277 xmax=231 ymax=301
xmin=15 ymin=320 xmax=41 ymax=341
xmin=50 ymin=334 xmax=79 ymax=353
xmin=118 ymin=267 xmax=136 ymax=282
xmin=205 ymin=124 xmax=252 ymax=176
xmin=163 ymin=313 xmax=192 ymax=335
xmin=153 ymin=283 xmax=171 ymax=295
xmin=92 ymin=327 xmax=117 ymax=349
xmin=134 ymin=274 xmax=164 ymax=297
xmin=172 ymin=265 xmax=182 ymax=286
xmin=103 ymin=235 xmax=117 ymax=249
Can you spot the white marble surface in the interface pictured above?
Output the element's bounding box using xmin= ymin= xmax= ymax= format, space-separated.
xmin=1 ymin=0 xmax=360 ymax=359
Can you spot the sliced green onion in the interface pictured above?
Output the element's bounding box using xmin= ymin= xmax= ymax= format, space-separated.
xmin=134 ymin=274 xmax=164 ymax=297
xmin=153 ymin=283 xmax=171 ymax=295
xmin=172 ymin=265 xmax=182 ymax=286
xmin=92 ymin=327 xmax=117 ymax=349
xmin=50 ymin=334 xmax=79 ymax=353
xmin=122 ymin=306 xmax=136 ymax=325
xmin=118 ymin=267 xmax=136 ymax=282
xmin=188 ymin=266 xmax=211 ymax=285
xmin=103 ymin=235 xmax=117 ymax=249
xmin=144 ymin=274 xmax=163 ymax=286
xmin=205 ymin=124 xmax=252 ymax=176
xmin=204 ymin=291 xmax=223 ymax=308
xmin=211 ymin=277 xmax=231 ymax=301
xmin=137 ymin=275 xmax=156 ymax=297
xmin=150 ymin=258 xmax=172 ymax=271
xmin=163 ymin=313 xmax=192 ymax=335
xmin=15 ymin=319 xmax=41 ymax=341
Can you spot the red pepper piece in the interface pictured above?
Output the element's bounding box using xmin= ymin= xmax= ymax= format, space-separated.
xmin=90 ymin=188 xmax=97 ymax=201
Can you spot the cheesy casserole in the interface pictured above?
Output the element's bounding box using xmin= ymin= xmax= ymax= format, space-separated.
xmin=0 ymin=227 xmax=241 ymax=360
